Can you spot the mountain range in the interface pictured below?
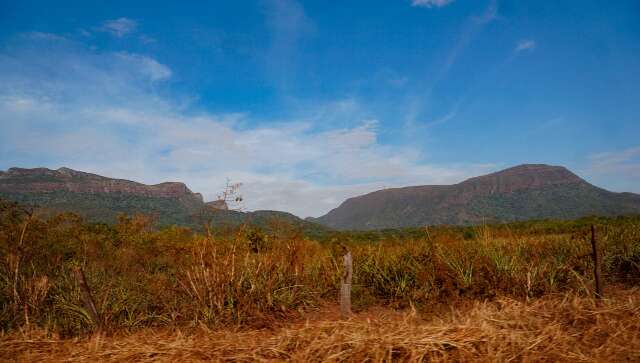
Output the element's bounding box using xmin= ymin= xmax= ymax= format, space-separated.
xmin=1 ymin=164 xmax=639 ymax=231
xmin=0 ymin=167 xmax=317 ymax=231
xmin=309 ymin=164 xmax=640 ymax=230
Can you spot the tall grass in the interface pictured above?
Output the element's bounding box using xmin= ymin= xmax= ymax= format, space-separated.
xmin=1 ymin=199 xmax=640 ymax=336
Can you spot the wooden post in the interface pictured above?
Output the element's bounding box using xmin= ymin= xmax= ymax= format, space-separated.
xmin=72 ymin=267 xmax=102 ymax=330
xmin=590 ymin=225 xmax=603 ymax=300
xmin=340 ymin=247 xmax=352 ymax=319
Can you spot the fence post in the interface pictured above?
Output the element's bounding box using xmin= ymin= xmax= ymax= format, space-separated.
xmin=340 ymin=246 xmax=352 ymax=319
xmin=590 ymin=225 xmax=603 ymax=301
xmin=73 ymin=266 xmax=102 ymax=331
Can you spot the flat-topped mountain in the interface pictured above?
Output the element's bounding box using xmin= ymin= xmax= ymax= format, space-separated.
xmin=456 ymin=164 xmax=583 ymax=194
xmin=0 ymin=167 xmax=204 ymax=202
xmin=310 ymin=164 xmax=640 ymax=230
xmin=0 ymin=167 xmax=322 ymax=232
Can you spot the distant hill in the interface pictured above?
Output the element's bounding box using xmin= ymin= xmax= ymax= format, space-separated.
xmin=309 ymin=164 xmax=640 ymax=230
xmin=0 ymin=167 xmax=324 ymax=232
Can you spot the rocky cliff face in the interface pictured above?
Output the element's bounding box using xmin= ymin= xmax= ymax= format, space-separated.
xmin=0 ymin=167 xmax=203 ymax=202
xmin=311 ymin=164 xmax=640 ymax=230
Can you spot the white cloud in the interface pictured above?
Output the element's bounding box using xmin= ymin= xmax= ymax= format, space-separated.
xmin=116 ymin=53 xmax=172 ymax=81
xmin=101 ymin=18 xmax=137 ymax=38
xmin=412 ymin=0 xmax=454 ymax=8
xmin=515 ymin=39 xmax=536 ymax=52
xmin=586 ymin=146 xmax=640 ymax=193
xmin=0 ymin=32 xmax=496 ymax=217
xmin=589 ymin=146 xmax=640 ymax=174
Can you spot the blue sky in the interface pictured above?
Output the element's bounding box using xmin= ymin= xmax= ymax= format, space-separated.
xmin=1 ymin=0 xmax=639 ymax=217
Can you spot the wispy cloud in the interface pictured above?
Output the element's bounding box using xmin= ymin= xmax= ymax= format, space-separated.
xmin=515 ymin=39 xmax=536 ymax=52
xmin=264 ymin=0 xmax=314 ymax=92
xmin=101 ymin=17 xmax=137 ymax=38
xmin=589 ymin=146 xmax=640 ymax=174
xmin=24 ymin=31 xmax=67 ymax=42
xmin=472 ymin=0 xmax=499 ymax=24
xmin=432 ymin=0 xmax=500 ymax=82
xmin=404 ymin=0 xmax=498 ymax=129
xmin=411 ymin=0 xmax=454 ymax=8
xmin=586 ymin=146 xmax=640 ymax=193
xmin=138 ymin=34 xmax=157 ymax=44
xmin=425 ymin=105 xmax=459 ymax=128
xmin=116 ymin=53 xmax=172 ymax=81
xmin=0 ymin=32 xmax=495 ymax=217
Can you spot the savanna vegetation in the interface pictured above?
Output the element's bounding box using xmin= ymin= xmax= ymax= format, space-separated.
xmin=1 ymin=198 xmax=640 ymax=361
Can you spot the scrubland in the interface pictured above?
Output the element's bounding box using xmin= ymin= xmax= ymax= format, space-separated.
xmin=1 ymin=200 xmax=639 ymax=361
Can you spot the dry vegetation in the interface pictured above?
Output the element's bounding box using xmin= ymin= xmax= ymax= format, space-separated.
xmin=1 ymin=199 xmax=640 ymax=361
xmin=3 ymin=289 xmax=639 ymax=362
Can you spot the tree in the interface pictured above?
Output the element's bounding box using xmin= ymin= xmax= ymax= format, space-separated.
xmin=195 ymin=178 xmax=244 ymax=236
xmin=215 ymin=178 xmax=243 ymax=211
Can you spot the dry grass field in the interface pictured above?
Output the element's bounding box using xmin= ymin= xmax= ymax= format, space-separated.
xmin=3 ymin=288 xmax=639 ymax=362
xmin=2 ymin=200 xmax=640 ymax=361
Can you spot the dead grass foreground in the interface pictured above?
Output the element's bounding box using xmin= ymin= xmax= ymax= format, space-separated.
xmin=2 ymin=288 xmax=640 ymax=362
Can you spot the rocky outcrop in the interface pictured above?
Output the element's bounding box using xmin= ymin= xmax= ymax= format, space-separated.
xmin=205 ymin=200 xmax=229 ymax=210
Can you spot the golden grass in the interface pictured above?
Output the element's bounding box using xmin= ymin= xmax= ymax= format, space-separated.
xmin=3 ymin=288 xmax=639 ymax=362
